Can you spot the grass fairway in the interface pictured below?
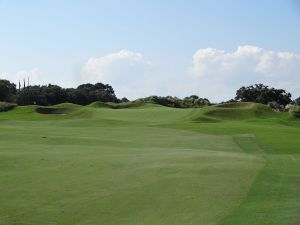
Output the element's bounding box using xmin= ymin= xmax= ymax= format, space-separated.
xmin=0 ymin=103 xmax=300 ymax=225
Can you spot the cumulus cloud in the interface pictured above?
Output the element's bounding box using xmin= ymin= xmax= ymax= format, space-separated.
xmin=189 ymin=45 xmax=300 ymax=77
xmin=81 ymin=50 xmax=154 ymax=98
xmin=82 ymin=50 xmax=146 ymax=80
xmin=0 ymin=68 xmax=43 ymax=85
xmin=188 ymin=45 xmax=300 ymax=100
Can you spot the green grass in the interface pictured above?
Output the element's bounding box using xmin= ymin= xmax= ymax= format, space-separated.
xmin=0 ymin=102 xmax=299 ymax=225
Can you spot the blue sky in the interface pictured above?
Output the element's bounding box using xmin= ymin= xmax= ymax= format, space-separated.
xmin=1 ymin=0 xmax=300 ymax=101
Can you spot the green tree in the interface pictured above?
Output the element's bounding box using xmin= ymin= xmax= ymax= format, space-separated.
xmin=0 ymin=79 xmax=16 ymax=102
xmin=235 ymin=84 xmax=292 ymax=106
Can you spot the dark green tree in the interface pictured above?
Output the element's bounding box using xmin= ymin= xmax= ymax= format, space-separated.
xmin=0 ymin=79 xmax=17 ymax=102
xmin=68 ymin=83 xmax=118 ymax=105
xmin=16 ymin=82 xmax=118 ymax=106
xmin=235 ymin=84 xmax=292 ymax=106
xmin=121 ymin=97 xmax=129 ymax=103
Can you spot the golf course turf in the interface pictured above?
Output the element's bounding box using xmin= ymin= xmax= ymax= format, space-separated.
xmin=0 ymin=102 xmax=299 ymax=225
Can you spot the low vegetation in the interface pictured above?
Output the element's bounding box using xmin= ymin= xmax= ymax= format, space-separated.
xmin=290 ymin=106 xmax=300 ymax=118
xmin=0 ymin=101 xmax=17 ymax=112
xmin=137 ymin=95 xmax=211 ymax=108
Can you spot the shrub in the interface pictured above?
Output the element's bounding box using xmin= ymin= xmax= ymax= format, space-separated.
xmin=0 ymin=102 xmax=17 ymax=112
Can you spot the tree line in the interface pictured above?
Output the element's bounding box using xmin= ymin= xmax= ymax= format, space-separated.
xmin=0 ymin=79 xmax=299 ymax=108
xmin=0 ymin=79 xmax=211 ymax=107
xmin=0 ymin=80 xmax=122 ymax=106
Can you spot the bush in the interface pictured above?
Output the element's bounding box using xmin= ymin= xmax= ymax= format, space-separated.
xmin=268 ymin=101 xmax=286 ymax=112
xmin=0 ymin=102 xmax=17 ymax=112
xmin=137 ymin=95 xmax=210 ymax=108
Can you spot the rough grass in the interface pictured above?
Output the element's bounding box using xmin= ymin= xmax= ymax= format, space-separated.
xmin=0 ymin=102 xmax=299 ymax=225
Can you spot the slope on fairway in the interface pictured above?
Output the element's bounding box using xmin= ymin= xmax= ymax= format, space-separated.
xmin=0 ymin=102 xmax=299 ymax=225
xmin=169 ymin=103 xmax=300 ymax=224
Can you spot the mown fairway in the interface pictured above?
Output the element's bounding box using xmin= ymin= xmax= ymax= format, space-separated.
xmin=0 ymin=102 xmax=300 ymax=225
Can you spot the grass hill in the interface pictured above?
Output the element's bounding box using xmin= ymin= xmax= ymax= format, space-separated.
xmin=211 ymin=102 xmax=273 ymax=119
xmin=0 ymin=102 xmax=299 ymax=225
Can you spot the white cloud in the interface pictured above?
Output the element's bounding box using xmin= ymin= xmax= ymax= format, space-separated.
xmin=81 ymin=50 xmax=154 ymax=98
xmin=82 ymin=50 xmax=150 ymax=81
xmin=189 ymin=45 xmax=300 ymax=77
xmin=188 ymin=45 xmax=300 ymax=101
xmin=0 ymin=68 xmax=43 ymax=86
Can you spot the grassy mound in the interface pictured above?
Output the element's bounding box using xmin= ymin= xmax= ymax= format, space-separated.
xmin=189 ymin=102 xmax=275 ymax=123
xmin=216 ymin=102 xmax=254 ymax=108
xmin=88 ymin=101 xmax=111 ymax=108
xmin=205 ymin=102 xmax=274 ymax=120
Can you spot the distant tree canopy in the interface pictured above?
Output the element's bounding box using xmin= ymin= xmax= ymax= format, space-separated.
xmin=235 ymin=84 xmax=292 ymax=106
xmin=0 ymin=79 xmax=16 ymax=102
xmin=17 ymin=82 xmax=119 ymax=106
xmin=138 ymin=95 xmax=210 ymax=108
xmin=65 ymin=83 xmax=118 ymax=105
xmin=1 ymin=79 xmax=296 ymax=109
